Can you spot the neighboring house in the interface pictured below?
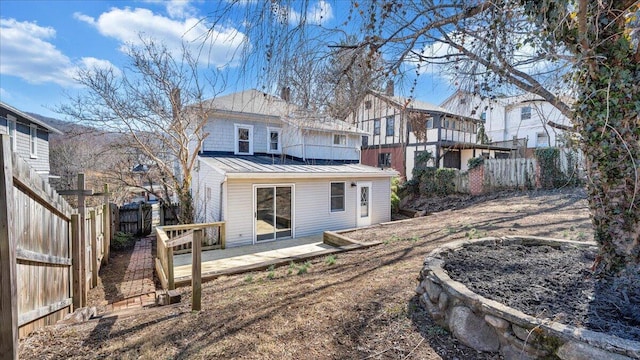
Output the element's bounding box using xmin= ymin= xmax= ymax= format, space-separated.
xmin=0 ymin=101 xmax=62 ymax=181
xmin=347 ymin=88 xmax=511 ymax=179
xmin=193 ymin=89 xmax=396 ymax=248
xmin=440 ymin=90 xmax=573 ymax=157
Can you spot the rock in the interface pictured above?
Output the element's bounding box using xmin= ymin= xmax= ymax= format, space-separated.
xmin=58 ymin=307 xmax=97 ymax=325
xmin=438 ymin=292 xmax=449 ymax=311
xmin=484 ymin=314 xmax=509 ymax=330
xmin=512 ymin=325 xmax=538 ymax=343
xmin=556 ymin=341 xmax=633 ymax=360
xmin=424 ymin=279 xmax=442 ymax=303
xmin=501 ymin=344 xmax=538 ymax=360
xmin=449 ymin=306 xmax=500 ymax=352
xmin=416 ymin=283 xmax=426 ymax=295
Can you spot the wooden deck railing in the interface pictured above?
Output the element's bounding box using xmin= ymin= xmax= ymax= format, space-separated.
xmin=155 ymin=222 xmax=225 ymax=291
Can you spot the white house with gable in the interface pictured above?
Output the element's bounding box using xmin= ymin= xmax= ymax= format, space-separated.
xmin=440 ymin=90 xmax=573 ymax=157
xmin=193 ymin=89 xmax=396 ymax=247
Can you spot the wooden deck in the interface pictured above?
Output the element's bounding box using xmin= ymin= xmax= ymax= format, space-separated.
xmin=172 ymin=235 xmax=341 ymax=285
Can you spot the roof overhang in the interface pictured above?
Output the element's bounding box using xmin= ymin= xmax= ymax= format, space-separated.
xmin=1 ymin=101 xmax=63 ymax=134
xmin=441 ymin=141 xmax=513 ymax=152
xmin=225 ymin=171 xmax=397 ymax=180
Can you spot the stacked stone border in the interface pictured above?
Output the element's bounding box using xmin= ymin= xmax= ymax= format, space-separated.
xmin=416 ymin=236 xmax=640 ymax=360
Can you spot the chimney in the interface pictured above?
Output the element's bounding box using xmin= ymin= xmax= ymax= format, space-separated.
xmin=280 ymin=86 xmax=291 ymax=102
xmin=385 ymin=80 xmax=394 ymax=96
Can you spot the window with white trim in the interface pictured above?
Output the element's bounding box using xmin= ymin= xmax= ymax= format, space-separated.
xmin=521 ymin=106 xmax=532 ymax=120
xmin=30 ymin=124 xmax=37 ymax=158
xmin=330 ymin=182 xmax=345 ymax=212
xmin=536 ymin=132 xmax=549 ymax=148
xmin=267 ymin=127 xmax=281 ymax=154
xmin=7 ymin=115 xmax=16 ymax=152
xmin=234 ymin=124 xmax=253 ymax=155
xmin=333 ymin=134 xmax=346 ymax=146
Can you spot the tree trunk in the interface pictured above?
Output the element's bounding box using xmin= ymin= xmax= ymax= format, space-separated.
xmin=574 ymin=4 xmax=640 ymax=273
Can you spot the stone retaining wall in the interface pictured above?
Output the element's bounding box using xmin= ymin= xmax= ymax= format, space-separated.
xmin=416 ymin=236 xmax=639 ymax=360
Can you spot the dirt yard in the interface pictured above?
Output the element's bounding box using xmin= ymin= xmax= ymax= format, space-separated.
xmin=19 ymin=189 xmax=593 ymax=359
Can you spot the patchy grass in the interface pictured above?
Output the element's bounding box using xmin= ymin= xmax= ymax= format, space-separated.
xmin=19 ymin=189 xmax=590 ymax=360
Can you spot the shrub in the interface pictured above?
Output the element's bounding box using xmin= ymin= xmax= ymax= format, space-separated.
xmin=111 ymin=231 xmax=136 ymax=251
xmin=467 ymin=156 xmax=484 ymax=170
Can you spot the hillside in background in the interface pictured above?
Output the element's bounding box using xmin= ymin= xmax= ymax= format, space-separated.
xmin=28 ymin=113 xmax=132 ymax=205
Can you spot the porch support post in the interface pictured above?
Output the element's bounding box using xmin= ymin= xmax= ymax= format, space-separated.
xmin=191 ymin=229 xmax=202 ymax=311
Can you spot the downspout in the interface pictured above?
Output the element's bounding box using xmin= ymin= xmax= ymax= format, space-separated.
xmin=219 ymin=175 xmax=227 ymax=222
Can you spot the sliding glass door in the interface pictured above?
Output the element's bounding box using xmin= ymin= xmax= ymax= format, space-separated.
xmin=255 ymin=185 xmax=293 ymax=242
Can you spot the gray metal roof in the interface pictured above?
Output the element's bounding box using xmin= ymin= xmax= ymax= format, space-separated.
xmin=199 ymin=154 xmax=397 ymax=179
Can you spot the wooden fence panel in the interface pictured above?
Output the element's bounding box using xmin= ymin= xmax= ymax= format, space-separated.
xmin=7 ymin=148 xmax=74 ymax=339
xmin=483 ymin=158 xmax=536 ymax=191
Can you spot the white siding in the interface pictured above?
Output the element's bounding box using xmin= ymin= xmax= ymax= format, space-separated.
xmin=193 ymin=160 xmax=225 ymax=224
xmin=202 ymin=117 xmax=282 ymax=154
xmin=406 ymin=145 xmax=437 ymax=180
xmin=222 ymin=176 xmax=392 ymax=248
xmin=300 ymin=130 xmax=360 ymax=161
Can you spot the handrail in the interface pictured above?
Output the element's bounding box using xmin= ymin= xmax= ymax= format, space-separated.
xmin=155 ymin=222 xmax=226 ymax=292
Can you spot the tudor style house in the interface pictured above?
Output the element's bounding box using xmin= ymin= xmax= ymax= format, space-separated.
xmin=0 ymin=101 xmax=62 ymax=181
xmin=192 ymin=89 xmax=396 ymax=248
xmin=347 ymin=88 xmax=510 ymax=179
xmin=440 ymin=90 xmax=573 ymax=157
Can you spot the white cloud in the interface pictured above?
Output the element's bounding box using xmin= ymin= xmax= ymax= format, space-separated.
xmin=307 ymin=1 xmax=333 ymax=25
xmin=0 ymin=87 xmax=10 ymax=100
xmin=0 ymin=18 xmax=118 ymax=87
xmin=75 ymin=7 xmax=247 ymax=68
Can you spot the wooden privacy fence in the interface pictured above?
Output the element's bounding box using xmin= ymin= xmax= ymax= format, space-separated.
xmin=483 ymin=158 xmax=537 ymax=191
xmin=1 ymin=135 xmax=74 ymax=358
xmin=117 ymin=202 xmax=180 ymax=236
xmin=155 ymin=222 xmax=225 ymax=291
xmin=1 ymin=135 xmax=112 ymax=358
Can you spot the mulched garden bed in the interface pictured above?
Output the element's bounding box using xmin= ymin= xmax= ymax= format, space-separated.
xmin=442 ymin=242 xmax=640 ymax=342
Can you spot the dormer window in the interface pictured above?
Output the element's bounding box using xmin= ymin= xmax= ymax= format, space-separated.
xmin=234 ymin=124 xmax=253 ymax=155
xmin=267 ymin=127 xmax=281 ymax=154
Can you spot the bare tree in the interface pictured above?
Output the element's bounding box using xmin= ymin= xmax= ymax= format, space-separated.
xmin=59 ymin=37 xmax=223 ymax=223
xmin=223 ymin=0 xmax=639 ymax=273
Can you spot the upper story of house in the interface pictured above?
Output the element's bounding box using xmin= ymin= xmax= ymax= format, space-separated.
xmin=440 ymin=90 xmax=573 ymax=149
xmin=199 ymin=89 xmax=364 ymax=163
xmin=347 ymin=90 xmax=481 ymax=147
xmin=0 ymin=101 xmax=62 ymax=180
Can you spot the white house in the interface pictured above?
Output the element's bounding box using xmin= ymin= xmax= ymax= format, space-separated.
xmin=193 ymin=90 xmax=396 ymax=247
xmin=440 ymin=90 xmax=573 ymax=157
xmin=0 ymin=101 xmax=62 ymax=181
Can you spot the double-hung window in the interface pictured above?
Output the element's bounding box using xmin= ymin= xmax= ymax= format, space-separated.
xmin=234 ymin=124 xmax=253 ymax=155
xmin=330 ymin=182 xmax=345 ymax=212
xmin=333 ymin=134 xmax=346 ymax=146
xmin=373 ymin=119 xmax=381 ymax=135
xmin=386 ymin=116 xmax=395 ymax=136
xmin=267 ymin=127 xmax=281 ymax=154
xmin=7 ymin=115 xmax=16 ymax=152
xmin=521 ymin=106 xmax=532 ymax=120
xmin=30 ymin=124 xmax=38 ymax=158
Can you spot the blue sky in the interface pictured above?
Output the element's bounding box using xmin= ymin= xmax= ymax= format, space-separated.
xmin=0 ymin=0 xmax=453 ymax=119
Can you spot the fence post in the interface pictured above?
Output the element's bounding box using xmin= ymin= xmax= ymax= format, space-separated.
xmin=192 ymin=229 xmax=202 ymax=311
xmin=90 ymin=209 xmax=98 ymax=288
xmin=102 ymin=184 xmax=110 ymax=265
xmin=71 ymin=214 xmax=84 ymax=309
xmin=0 ymin=135 xmax=18 ymax=359
xmin=220 ymin=223 xmax=226 ymax=249
xmin=167 ymin=246 xmax=175 ymax=290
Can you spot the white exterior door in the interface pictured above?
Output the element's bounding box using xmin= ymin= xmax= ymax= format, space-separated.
xmin=356 ymin=182 xmax=372 ymax=227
